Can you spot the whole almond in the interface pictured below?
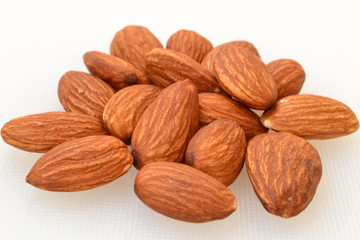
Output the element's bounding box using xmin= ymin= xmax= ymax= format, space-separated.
xmin=83 ymin=51 xmax=148 ymax=90
xmin=103 ymin=84 xmax=162 ymax=141
xmin=131 ymin=80 xmax=199 ymax=169
xmin=110 ymin=25 xmax=163 ymax=73
xmin=246 ymin=132 xmax=322 ymax=218
xmin=185 ymin=119 xmax=246 ymax=186
xmin=267 ymin=59 xmax=305 ymax=99
xmin=134 ymin=162 xmax=237 ymax=223
xmin=58 ymin=71 xmax=115 ymax=120
xmin=145 ymin=48 xmax=223 ymax=93
xmin=1 ymin=112 xmax=108 ymax=152
xmin=199 ymin=93 xmax=268 ymax=140
xmin=261 ymin=94 xmax=359 ymax=139
xmin=166 ymin=29 xmax=213 ymax=63
xmin=26 ymin=135 xmax=133 ymax=191
xmin=213 ymin=45 xmax=277 ymax=109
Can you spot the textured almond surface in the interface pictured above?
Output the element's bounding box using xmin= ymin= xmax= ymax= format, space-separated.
xmin=26 ymin=135 xmax=133 ymax=191
xmin=246 ymin=132 xmax=322 ymax=218
xmin=110 ymin=25 xmax=162 ymax=73
xmin=1 ymin=112 xmax=108 ymax=152
xmin=83 ymin=51 xmax=148 ymax=90
xmin=185 ymin=119 xmax=246 ymax=186
xmin=134 ymin=162 xmax=237 ymax=223
xmin=131 ymin=80 xmax=199 ymax=169
xmin=103 ymin=84 xmax=162 ymax=140
xmin=213 ymin=45 xmax=277 ymax=109
xmin=261 ymin=94 xmax=359 ymax=139
xmin=166 ymin=29 xmax=213 ymax=63
xmin=58 ymin=71 xmax=115 ymax=120
xmin=199 ymin=93 xmax=268 ymax=140
xmin=267 ymin=59 xmax=305 ymax=99
xmin=145 ymin=48 xmax=222 ymax=93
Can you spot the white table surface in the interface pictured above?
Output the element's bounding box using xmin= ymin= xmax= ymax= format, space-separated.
xmin=1 ymin=0 xmax=360 ymax=239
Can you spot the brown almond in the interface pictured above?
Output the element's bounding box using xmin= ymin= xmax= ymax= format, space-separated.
xmin=134 ymin=162 xmax=237 ymax=223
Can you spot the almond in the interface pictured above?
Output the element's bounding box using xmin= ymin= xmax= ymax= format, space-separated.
xmin=26 ymin=135 xmax=133 ymax=191
xmin=103 ymin=84 xmax=162 ymax=141
xmin=199 ymin=93 xmax=268 ymax=140
xmin=246 ymin=132 xmax=322 ymax=218
xmin=83 ymin=51 xmax=148 ymax=90
xmin=267 ymin=59 xmax=305 ymax=99
xmin=145 ymin=48 xmax=223 ymax=93
xmin=134 ymin=162 xmax=237 ymax=223
xmin=261 ymin=94 xmax=359 ymax=139
xmin=1 ymin=112 xmax=108 ymax=152
xmin=110 ymin=25 xmax=162 ymax=73
xmin=58 ymin=71 xmax=115 ymax=120
xmin=213 ymin=44 xmax=277 ymax=109
xmin=185 ymin=119 xmax=246 ymax=186
xmin=131 ymin=80 xmax=199 ymax=169
xmin=166 ymin=29 xmax=213 ymax=63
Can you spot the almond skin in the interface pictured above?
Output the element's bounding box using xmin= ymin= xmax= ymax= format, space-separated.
xmin=83 ymin=51 xmax=148 ymax=90
xmin=261 ymin=94 xmax=359 ymax=139
xmin=1 ymin=112 xmax=108 ymax=152
xmin=267 ymin=59 xmax=305 ymax=99
xmin=58 ymin=71 xmax=115 ymax=120
xmin=246 ymin=132 xmax=322 ymax=218
xmin=103 ymin=84 xmax=162 ymax=141
xmin=145 ymin=48 xmax=223 ymax=93
xmin=131 ymin=80 xmax=199 ymax=169
xmin=26 ymin=135 xmax=133 ymax=191
xmin=110 ymin=25 xmax=163 ymax=73
xmin=185 ymin=119 xmax=246 ymax=186
xmin=213 ymin=45 xmax=277 ymax=109
xmin=166 ymin=29 xmax=213 ymax=63
xmin=199 ymin=93 xmax=268 ymax=140
xmin=134 ymin=162 xmax=237 ymax=223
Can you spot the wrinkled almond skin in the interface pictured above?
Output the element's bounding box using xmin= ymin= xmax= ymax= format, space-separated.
xmin=26 ymin=135 xmax=133 ymax=191
xmin=199 ymin=93 xmax=268 ymax=140
xmin=131 ymin=80 xmax=199 ymax=169
xmin=110 ymin=25 xmax=163 ymax=73
xmin=145 ymin=48 xmax=223 ymax=93
xmin=103 ymin=84 xmax=162 ymax=141
xmin=83 ymin=51 xmax=148 ymax=90
xmin=267 ymin=59 xmax=305 ymax=99
xmin=246 ymin=132 xmax=322 ymax=218
xmin=1 ymin=112 xmax=108 ymax=152
xmin=166 ymin=29 xmax=213 ymax=63
xmin=261 ymin=94 xmax=359 ymax=139
xmin=185 ymin=119 xmax=246 ymax=186
xmin=58 ymin=71 xmax=115 ymax=120
xmin=213 ymin=45 xmax=277 ymax=109
xmin=134 ymin=162 xmax=237 ymax=223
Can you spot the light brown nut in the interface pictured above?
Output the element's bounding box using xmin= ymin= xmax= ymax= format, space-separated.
xmin=83 ymin=51 xmax=148 ymax=90
xmin=199 ymin=93 xmax=268 ymax=140
xmin=145 ymin=48 xmax=223 ymax=94
xmin=26 ymin=135 xmax=133 ymax=191
xmin=1 ymin=112 xmax=108 ymax=152
xmin=213 ymin=45 xmax=277 ymax=109
xmin=103 ymin=84 xmax=162 ymax=141
xmin=58 ymin=71 xmax=115 ymax=120
xmin=267 ymin=59 xmax=305 ymax=99
xmin=246 ymin=132 xmax=322 ymax=218
xmin=261 ymin=94 xmax=359 ymax=139
xmin=166 ymin=29 xmax=213 ymax=63
xmin=185 ymin=119 xmax=246 ymax=186
xmin=110 ymin=25 xmax=162 ymax=73
xmin=131 ymin=80 xmax=199 ymax=169
xmin=134 ymin=162 xmax=237 ymax=223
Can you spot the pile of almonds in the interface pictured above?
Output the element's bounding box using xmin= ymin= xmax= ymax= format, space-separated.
xmin=2 ymin=25 xmax=359 ymax=223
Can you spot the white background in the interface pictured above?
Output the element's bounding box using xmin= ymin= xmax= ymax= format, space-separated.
xmin=1 ymin=0 xmax=360 ymax=239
